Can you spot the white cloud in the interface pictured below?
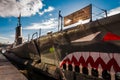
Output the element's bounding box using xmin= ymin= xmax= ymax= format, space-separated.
xmin=10 ymin=34 xmax=15 ymax=38
xmin=97 ymin=7 xmax=120 ymax=19
xmin=0 ymin=0 xmax=43 ymax=17
xmin=0 ymin=36 xmax=10 ymax=43
xmin=0 ymin=36 xmax=9 ymax=40
xmin=44 ymin=6 xmax=54 ymax=12
xmin=38 ymin=6 xmax=55 ymax=15
xmin=24 ymin=18 xmax=57 ymax=30
xmin=49 ymin=13 xmax=53 ymax=16
xmin=108 ymin=7 xmax=120 ymax=16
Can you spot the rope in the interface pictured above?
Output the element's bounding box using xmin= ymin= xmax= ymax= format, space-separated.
xmin=91 ymin=4 xmax=108 ymax=20
xmin=92 ymin=4 xmax=107 ymax=12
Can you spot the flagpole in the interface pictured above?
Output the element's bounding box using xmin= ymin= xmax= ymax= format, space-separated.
xmin=90 ymin=4 xmax=92 ymax=22
xmin=58 ymin=10 xmax=63 ymax=31
xmin=60 ymin=15 xmax=63 ymax=31
xmin=28 ymin=34 xmax=30 ymax=42
xmin=92 ymin=4 xmax=108 ymax=18
xmin=39 ymin=28 xmax=41 ymax=38
xmin=58 ymin=10 xmax=60 ymax=31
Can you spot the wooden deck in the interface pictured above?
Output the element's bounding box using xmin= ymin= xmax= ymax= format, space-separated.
xmin=0 ymin=53 xmax=27 ymax=80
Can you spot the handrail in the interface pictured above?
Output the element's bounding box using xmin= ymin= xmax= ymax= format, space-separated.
xmin=31 ymin=32 xmax=38 ymax=40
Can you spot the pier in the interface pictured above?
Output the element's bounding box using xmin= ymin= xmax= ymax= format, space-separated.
xmin=0 ymin=53 xmax=27 ymax=80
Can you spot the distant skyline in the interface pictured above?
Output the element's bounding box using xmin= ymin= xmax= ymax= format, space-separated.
xmin=0 ymin=0 xmax=120 ymax=43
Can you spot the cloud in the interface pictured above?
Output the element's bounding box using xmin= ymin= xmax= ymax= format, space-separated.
xmin=92 ymin=6 xmax=120 ymax=20
xmin=0 ymin=0 xmax=43 ymax=17
xmin=0 ymin=36 xmax=9 ymax=40
xmin=10 ymin=34 xmax=15 ymax=38
xmin=108 ymin=7 xmax=120 ymax=16
xmin=0 ymin=35 xmax=15 ymax=43
xmin=24 ymin=18 xmax=57 ymax=30
xmin=49 ymin=13 xmax=53 ymax=16
xmin=38 ymin=6 xmax=55 ymax=15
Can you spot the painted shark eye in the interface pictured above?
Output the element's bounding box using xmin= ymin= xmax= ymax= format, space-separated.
xmin=82 ymin=67 xmax=88 ymax=75
xmin=75 ymin=65 xmax=80 ymax=73
xmin=68 ymin=64 xmax=73 ymax=71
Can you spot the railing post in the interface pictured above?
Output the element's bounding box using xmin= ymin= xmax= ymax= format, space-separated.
xmin=31 ymin=32 xmax=38 ymax=40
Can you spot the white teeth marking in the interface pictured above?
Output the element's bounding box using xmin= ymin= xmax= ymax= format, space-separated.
xmin=98 ymin=64 xmax=102 ymax=69
xmin=63 ymin=52 xmax=120 ymax=67
xmin=100 ymin=52 xmax=111 ymax=64
xmin=73 ymin=52 xmax=81 ymax=62
xmin=90 ymin=52 xmax=100 ymax=62
xmin=62 ymin=52 xmax=120 ymax=74
xmin=67 ymin=53 xmax=73 ymax=61
xmin=110 ymin=66 xmax=115 ymax=73
xmin=82 ymin=52 xmax=89 ymax=62
xmin=114 ymin=53 xmax=120 ymax=67
xmin=88 ymin=63 xmax=92 ymax=68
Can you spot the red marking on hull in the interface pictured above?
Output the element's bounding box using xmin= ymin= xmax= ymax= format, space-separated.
xmin=60 ymin=53 xmax=120 ymax=73
xmin=103 ymin=32 xmax=120 ymax=41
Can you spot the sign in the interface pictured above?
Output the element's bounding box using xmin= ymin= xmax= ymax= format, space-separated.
xmin=64 ymin=4 xmax=92 ymax=27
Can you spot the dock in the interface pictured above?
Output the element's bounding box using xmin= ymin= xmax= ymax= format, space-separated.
xmin=0 ymin=53 xmax=27 ymax=80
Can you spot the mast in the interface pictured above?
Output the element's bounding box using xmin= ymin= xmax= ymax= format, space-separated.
xmin=58 ymin=10 xmax=63 ymax=31
xmin=15 ymin=13 xmax=23 ymax=45
xmin=90 ymin=4 xmax=92 ymax=22
xmin=18 ymin=13 xmax=21 ymax=27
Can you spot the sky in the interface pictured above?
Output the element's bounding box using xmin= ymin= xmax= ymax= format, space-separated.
xmin=0 ymin=0 xmax=120 ymax=43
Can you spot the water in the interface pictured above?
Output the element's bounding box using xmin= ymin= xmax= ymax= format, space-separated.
xmin=20 ymin=69 xmax=57 ymax=80
xmin=7 ymin=56 xmax=56 ymax=80
xmin=20 ymin=69 xmax=52 ymax=80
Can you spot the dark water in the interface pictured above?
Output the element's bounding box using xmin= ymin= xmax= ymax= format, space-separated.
xmin=6 ymin=57 xmax=56 ymax=80
xmin=17 ymin=65 xmax=57 ymax=80
xmin=20 ymin=69 xmax=53 ymax=80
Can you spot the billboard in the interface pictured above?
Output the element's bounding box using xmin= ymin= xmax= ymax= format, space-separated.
xmin=64 ymin=4 xmax=92 ymax=27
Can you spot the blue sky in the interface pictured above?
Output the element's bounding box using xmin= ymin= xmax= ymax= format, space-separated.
xmin=0 ymin=0 xmax=120 ymax=43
